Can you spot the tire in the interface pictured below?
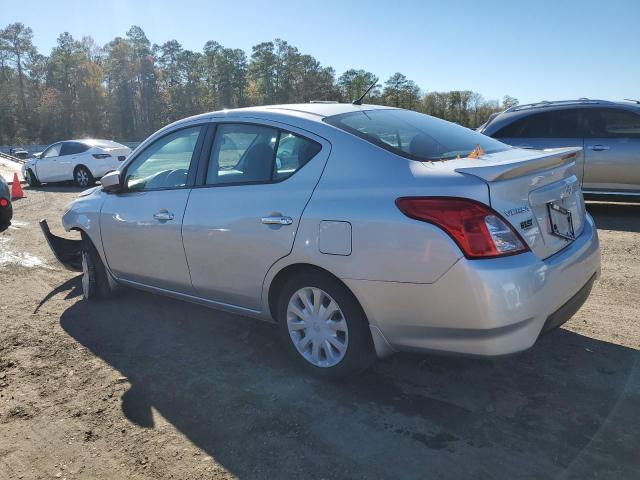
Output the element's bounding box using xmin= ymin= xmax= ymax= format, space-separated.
xmin=277 ymin=271 xmax=375 ymax=378
xmin=81 ymin=235 xmax=112 ymax=301
xmin=25 ymin=169 xmax=40 ymax=187
xmin=74 ymin=165 xmax=94 ymax=187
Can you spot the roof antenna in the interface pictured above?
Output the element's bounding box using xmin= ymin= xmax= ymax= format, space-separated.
xmin=352 ymin=78 xmax=379 ymax=105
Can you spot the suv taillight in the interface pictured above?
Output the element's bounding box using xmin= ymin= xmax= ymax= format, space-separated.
xmin=93 ymin=153 xmax=111 ymax=159
xmin=0 ymin=198 xmax=8 ymax=207
xmin=395 ymin=197 xmax=529 ymax=259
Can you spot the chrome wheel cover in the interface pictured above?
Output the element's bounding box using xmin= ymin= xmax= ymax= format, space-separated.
xmin=81 ymin=251 xmax=90 ymax=299
xmin=287 ymin=287 xmax=348 ymax=368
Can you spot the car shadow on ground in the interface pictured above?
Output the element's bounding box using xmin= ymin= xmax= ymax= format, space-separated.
xmin=587 ymin=201 xmax=640 ymax=233
xmin=57 ymin=282 xmax=640 ymax=479
xmin=23 ymin=183 xmax=95 ymax=193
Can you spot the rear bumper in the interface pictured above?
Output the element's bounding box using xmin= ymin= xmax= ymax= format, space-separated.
xmin=40 ymin=219 xmax=82 ymax=271
xmin=344 ymin=213 xmax=601 ymax=357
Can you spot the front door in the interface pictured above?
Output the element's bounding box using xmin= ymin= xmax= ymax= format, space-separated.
xmin=582 ymin=107 xmax=640 ymax=193
xmin=100 ymin=125 xmax=205 ymax=293
xmin=36 ymin=142 xmax=64 ymax=182
xmin=182 ymin=122 xmax=329 ymax=311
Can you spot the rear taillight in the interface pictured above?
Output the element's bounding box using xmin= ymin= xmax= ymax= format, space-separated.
xmin=396 ymin=197 xmax=529 ymax=259
xmin=93 ymin=153 xmax=111 ymax=159
xmin=0 ymin=198 xmax=8 ymax=207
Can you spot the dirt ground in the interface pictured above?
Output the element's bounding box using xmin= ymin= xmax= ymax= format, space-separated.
xmin=0 ymin=186 xmax=638 ymax=480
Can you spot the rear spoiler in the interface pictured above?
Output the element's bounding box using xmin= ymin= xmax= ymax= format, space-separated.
xmin=455 ymin=147 xmax=581 ymax=182
xmin=39 ymin=219 xmax=82 ymax=271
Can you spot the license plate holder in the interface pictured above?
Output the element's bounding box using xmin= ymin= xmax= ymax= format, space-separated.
xmin=547 ymin=201 xmax=575 ymax=241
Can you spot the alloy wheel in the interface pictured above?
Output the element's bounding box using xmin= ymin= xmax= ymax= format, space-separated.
xmin=76 ymin=169 xmax=89 ymax=186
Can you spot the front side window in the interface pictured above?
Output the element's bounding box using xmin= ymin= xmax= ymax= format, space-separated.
xmin=325 ymin=109 xmax=508 ymax=161
xmin=584 ymin=108 xmax=640 ymax=138
xmin=42 ymin=143 xmax=62 ymax=158
xmin=124 ymin=126 xmax=203 ymax=191
xmin=206 ymin=124 xmax=321 ymax=185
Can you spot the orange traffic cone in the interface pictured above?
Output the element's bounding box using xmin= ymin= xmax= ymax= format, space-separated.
xmin=11 ymin=172 xmax=24 ymax=200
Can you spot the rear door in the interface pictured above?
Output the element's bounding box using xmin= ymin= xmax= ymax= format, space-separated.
xmin=100 ymin=125 xmax=205 ymax=293
xmin=182 ymin=121 xmax=329 ymax=311
xmin=59 ymin=141 xmax=89 ymax=180
xmin=582 ymin=107 xmax=640 ymax=193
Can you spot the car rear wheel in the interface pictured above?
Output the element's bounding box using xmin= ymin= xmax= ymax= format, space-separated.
xmin=81 ymin=235 xmax=112 ymax=301
xmin=25 ymin=169 xmax=40 ymax=187
xmin=74 ymin=166 xmax=94 ymax=187
xmin=277 ymin=271 xmax=375 ymax=378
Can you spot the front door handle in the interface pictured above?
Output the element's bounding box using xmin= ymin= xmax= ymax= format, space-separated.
xmin=589 ymin=144 xmax=610 ymax=151
xmin=516 ymin=144 xmax=533 ymax=149
xmin=261 ymin=215 xmax=293 ymax=225
xmin=153 ymin=210 xmax=174 ymax=221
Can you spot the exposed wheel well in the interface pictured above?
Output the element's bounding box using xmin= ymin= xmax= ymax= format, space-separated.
xmin=73 ymin=164 xmax=90 ymax=174
xmin=267 ymin=263 xmax=367 ymax=323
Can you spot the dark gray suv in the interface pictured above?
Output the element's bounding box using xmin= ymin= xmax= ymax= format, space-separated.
xmin=479 ymin=99 xmax=640 ymax=196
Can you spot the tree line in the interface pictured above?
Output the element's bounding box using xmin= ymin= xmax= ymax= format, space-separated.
xmin=0 ymin=22 xmax=519 ymax=145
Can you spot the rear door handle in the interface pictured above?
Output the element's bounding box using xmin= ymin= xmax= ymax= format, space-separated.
xmin=153 ymin=210 xmax=174 ymax=221
xmin=515 ymin=144 xmax=533 ymax=149
xmin=589 ymin=145 xmax=610 ymax=151
xmin=261 ymin=215 xmax=293 ymax=225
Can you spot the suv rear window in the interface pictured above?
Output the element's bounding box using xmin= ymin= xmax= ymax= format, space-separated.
xmin=325 ymin=109 xmax=509 ymax=161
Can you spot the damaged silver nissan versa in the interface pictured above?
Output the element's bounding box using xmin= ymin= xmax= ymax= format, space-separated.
xmin=42 ymin=103 xmax=600 ymax=378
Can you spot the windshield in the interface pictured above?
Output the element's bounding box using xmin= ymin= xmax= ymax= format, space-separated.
xmin=325 ymin=109 xmax=510 ymax=161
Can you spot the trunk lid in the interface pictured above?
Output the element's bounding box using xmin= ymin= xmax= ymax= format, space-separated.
xmin=426 ymin=147 xmax=586 ymax=259
xmin=103 ymin=146 xmax=131 ymax=161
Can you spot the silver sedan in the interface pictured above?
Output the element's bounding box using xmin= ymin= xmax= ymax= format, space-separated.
xmin=43 ymin=103 xmax=601 ymax=378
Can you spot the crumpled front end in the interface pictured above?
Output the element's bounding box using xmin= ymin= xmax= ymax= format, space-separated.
xmin=39 ymin=219 xmax=82 ymax=271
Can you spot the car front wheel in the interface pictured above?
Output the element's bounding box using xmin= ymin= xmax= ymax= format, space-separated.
xmin=81 ymin=236 xmax=112 ymax=300
xmin=277 ymin=271 xmax=375 ymax=378
xmin=25 ymin=169 xmax=40 ymax=187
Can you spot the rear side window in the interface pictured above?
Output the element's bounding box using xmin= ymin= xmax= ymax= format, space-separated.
xmin=584 ymin=108 xmax=640 ymax=138
xmin=324 ymin=109 xmax=508 ymax=161
xmin=206 ymin=124 xmax=321 ymax=185
xmin=492 ymin=109 xmax=579 ymax=138
xmin=60 ymin=142 xmax=90 ymax=156
xmin=274 ymin=132 xmax=322 ymax=181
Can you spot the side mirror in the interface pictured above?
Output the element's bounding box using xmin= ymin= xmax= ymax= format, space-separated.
xmin=101 ymin=171 xmax=122 ymax=193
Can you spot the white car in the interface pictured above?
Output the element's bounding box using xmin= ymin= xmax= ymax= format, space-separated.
xmin=22 ymin=139 xmax=131 ymax=187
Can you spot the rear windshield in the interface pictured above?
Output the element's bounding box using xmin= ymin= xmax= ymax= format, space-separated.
xmin=324 ymin=109 xmax=509 ymax=161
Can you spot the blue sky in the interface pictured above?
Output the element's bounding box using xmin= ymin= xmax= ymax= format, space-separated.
xmin=2 ymin=0 xmax=639 ymax=104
